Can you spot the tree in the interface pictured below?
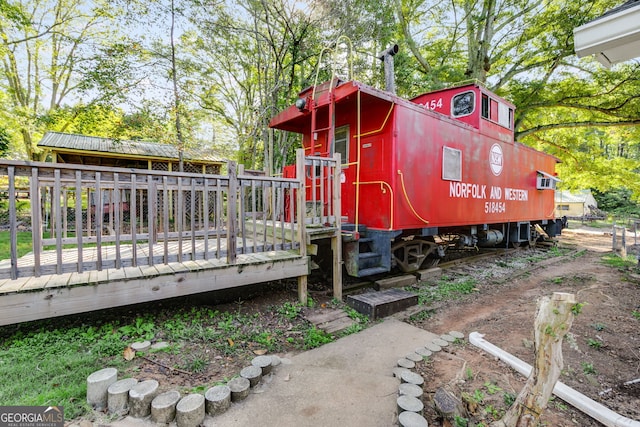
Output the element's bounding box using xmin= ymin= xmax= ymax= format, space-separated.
xmin=189 ymin=0 xmax=325 ymax=172
xmin=0 ymin=0 xmax=139 ymax=160
xmin=393 ymin=0 xmax=640 ymax=197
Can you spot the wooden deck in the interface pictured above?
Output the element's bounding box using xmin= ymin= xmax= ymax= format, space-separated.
xmin=0 ymin=246 xmax=308 ymax=327
xmin=0 ymin=151 xmax=343 ymax=326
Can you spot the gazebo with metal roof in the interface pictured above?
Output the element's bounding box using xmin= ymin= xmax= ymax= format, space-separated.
xmin=38 ymin=131 xmax=225 ymax=174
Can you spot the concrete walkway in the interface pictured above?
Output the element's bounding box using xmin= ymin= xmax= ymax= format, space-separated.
xmin=112 ymin=318 xmax=438 ymax=427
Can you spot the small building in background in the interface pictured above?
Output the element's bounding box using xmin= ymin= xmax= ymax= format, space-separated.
xmin=555 ymin=189 xmax=598 ymax=218
xmin=38 ymin=131 xmax=225 ymax=174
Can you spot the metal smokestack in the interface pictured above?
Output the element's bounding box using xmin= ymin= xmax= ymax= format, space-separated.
xmin=378 ymin=44 xmax=399 ymax=94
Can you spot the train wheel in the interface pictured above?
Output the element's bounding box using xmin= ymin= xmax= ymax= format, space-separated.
xmin=392 ymin=239 xmax=438 ymax=273
xmin=421 ymin=257 xmax=440 ymax=269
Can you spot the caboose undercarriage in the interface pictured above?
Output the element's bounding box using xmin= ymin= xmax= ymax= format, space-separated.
xmin=341 ymin=219 xmax=563 ymax=277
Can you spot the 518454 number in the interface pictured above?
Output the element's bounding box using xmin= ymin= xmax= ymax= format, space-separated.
xmin=484 ymin=201 xmax=506 ymax=214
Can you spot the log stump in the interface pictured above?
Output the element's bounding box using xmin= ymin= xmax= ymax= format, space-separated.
xmin=129 ymin=379 xmax=159 ymax=418
xmin=107 ymin=377 xmax=138 ymax=415
xmin=433 ymin=387 xmax=465 ymax=422
xmin=398 ymin=410 xmax=429 ymax=427
xmin=399 ymin=383 xmax=423 ymax=399
xmin=205 ymin=385 xmax=231 ymax=416
xmin=86 ymin=367 xmax=118 ymax=410
xmin=397 ymin=395 xmax=424 ymax=415
xmin=251 ymin=355 xmax=273 ymax=375
xmin=151 ymin=390 xmax=181 ymax=423
xmin=240 ymin=365 xmax=262 ymax=387
xmin=176 ymin=394 xmax=205 ymax=427
xmin=228 ymin=377 xmax=251 ymax=402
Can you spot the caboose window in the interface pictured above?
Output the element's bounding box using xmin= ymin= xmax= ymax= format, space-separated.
xmin=334 ymin=125 xmax=349 ymax=166
xmin=536 ymin=171 xmax=560 ymax=190
xmin=442 ymin=146 xmax=462 ymax=181
xmin=481 ymin=94 xmax=489 ymax=118
xmin=452 ymin=91 xmax=475 ymax=117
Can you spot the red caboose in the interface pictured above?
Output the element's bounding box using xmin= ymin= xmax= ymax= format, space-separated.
xmin=270 ymin=77 xmax=562 ymax=277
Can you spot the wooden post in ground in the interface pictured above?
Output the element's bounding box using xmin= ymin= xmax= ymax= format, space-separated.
xmin=493 ymin=292 xmax=576 ymax=427
xmin=332 ymin=152 xmax=343 ymax=301
xmin=612 ymin=225 xmax=627 ymax=258
xmin=296 ymin=149 xmax=308 ymax=305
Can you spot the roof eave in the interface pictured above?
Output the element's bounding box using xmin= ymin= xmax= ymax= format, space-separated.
xmin=574 ymin=2 xmax=640 ymax=68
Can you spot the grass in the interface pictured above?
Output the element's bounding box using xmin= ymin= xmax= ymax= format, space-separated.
xmin=0 ymin=231 xmax=37 ymax=260
xmin=412 ymin=276 xmax=478 ymax=305
xmin=601 ymin=253 xmax=638 ymax=270
xmin=0 ymin=298 xmax=362 ymax=420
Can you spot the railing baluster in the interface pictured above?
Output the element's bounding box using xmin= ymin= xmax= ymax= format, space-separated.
xmin=190 ymin=178 xmax=196 ymax=260
xmin=251 ymin=180 xmax=257 ymax=253
xmin=320 ymin=159 xmax=325 ymax=224
xmin=114 ymin=173 xmax=121 ymax=269
xmin=54 ymin=169 xmax=63 ymax=274
xmin=75 ymin=171 xmax=83 ymax=273
xmin=203 ymin=178 xmax=210 ymax=260
xmin=227 ymin=162 xmax=237 ymax=264
xmin=279 ymin=184 xmax=285 ymax=249
xmin=147 ymin=176 xmax=156 ymax=266
xmin=8 ymin=166 xmax=17 ymax=280
xmin=262 ymin=181 xmax=268 ymax=251
xmin=216 ymin=179 xmax=222 ymax=259
xmin=240 ymin=179 xmax=246 ymax=254
xmin=162 ymin=176 xmax=169 ymax=264
xmin=30 ymin=168 xmax=41 ymax=277
xmin=131 ymin=174 xmax=137 ymax=267
xmin=63 ymin=187 xmax=68 ymax=238
xmin=289 ymin=182 xmax=295 ymax=250
xmin=177 ymin=177 xmax=183 ymax=263
xmin=95 ymin=172 xmax=103 ymax=271
xmin=271 ymin=182 xmax=277 ymax=249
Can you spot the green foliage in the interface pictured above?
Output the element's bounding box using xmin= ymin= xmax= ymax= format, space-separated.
xmin=483 ymin=381 xmax=502 ymax=395
xmin=581 ymin=362 xmax=597 ymax=375
xmin=632 ymin=311 xmax=640 ymax=320
xmin=277 ymin=301 xmax=302 ymax=320
xmin=119 ymin=317 xmax=155 ymax=341
xmin=593 ymin=188 xmax=640 ymax=215
xmin=601 ymin=254 xmax=638 ymax=270
xmin=454 ymin=416 xmax=469 ymax=427
xmin=0 ymin=127 xmax=10 ymax=157
xmin=587 ymin=338 xmax=602 ymax=349
xmin=503 ymin=392 xmax=516 ymax=406
xmin=413 ymin=276 xmax=477 ymax=306
xmin=571 ymin=302 xmax=586 ymax=316
xmin=303 ymin=327 xmax=333 ymax=349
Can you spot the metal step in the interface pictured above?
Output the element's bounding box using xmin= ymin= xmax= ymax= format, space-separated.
xmin=357 ymin=266 xmax=389 ymax=277
xmin=358 ymin=251 xmax=380 ymax=260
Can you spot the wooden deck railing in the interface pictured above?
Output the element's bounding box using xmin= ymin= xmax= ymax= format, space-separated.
xmin=0 ymin=158 xmax=308 ymax=280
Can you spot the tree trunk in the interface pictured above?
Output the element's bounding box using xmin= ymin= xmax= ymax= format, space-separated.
xmin=492 ymin=292 xmax=576 ymax=427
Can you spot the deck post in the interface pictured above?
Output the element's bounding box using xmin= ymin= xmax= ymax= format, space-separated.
xmin=296 ymin=149 xmax=308 ymax=305
xmin=332 ymin=153 xmax=343 ymax=301
xmin=227 ymin=162 xmax=238 ymax=264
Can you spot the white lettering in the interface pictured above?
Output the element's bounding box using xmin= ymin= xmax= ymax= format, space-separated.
xmin=484 ymin=201 xmax=506 ymax=214
xmin=449 ymin=182 xmax=487 ymax=199
xmin=504 ymin=188 xmax=528 ymax=201
xmin=490 ymin=186 xmax=502 ymax=199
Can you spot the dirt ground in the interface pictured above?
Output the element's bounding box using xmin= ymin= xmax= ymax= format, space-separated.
xmin=407 ymin=227 xmax=640 ymax=426
xmin=112 ymin=225 xmax=639 ymax=426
